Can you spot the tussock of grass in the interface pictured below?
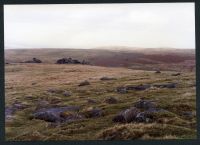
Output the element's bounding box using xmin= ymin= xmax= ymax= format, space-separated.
xmin=97 ymin=123 xmax=196 ymax=140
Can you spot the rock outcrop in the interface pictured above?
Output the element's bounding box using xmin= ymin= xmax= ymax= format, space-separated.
xmin=56 ymin=58 xmax=89 ymax=64
xmin=24 ymin=58 xmax=42 ymax=63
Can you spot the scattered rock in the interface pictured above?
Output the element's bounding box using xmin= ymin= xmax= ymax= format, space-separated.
xmin=113 ymin=107 xmax=140 ymax=123
xmin=32 ymin=106 xmax=81 ymax=123
xmin=147 ymin=107 xmax=166 ymax=113
xmin=5 ymin=102 xmax=30 ymax=120
xmin=182 ymin=111 xmax=194 ymax=119
xmin=155 ymin=70 xmax=161 ymax=73
xmin=116 ymin=87 xmax=127 ymax=94
xmin=32 ymin=82 xmax=37 ymax=85
xmin=63 ymin=91 xmax=71 ymax=97
xmin=83 ymin=107 xmax=103 ymax=118
xmin=50 ymin=97 xmax=62 ymax=104
xmin=104 ymin=97 xmax=118 ymax=104
xmin=87 ymin=99 xmax=97 ymax=104
xmin=78 ymin=80 xmax=90 ymax=86
xmin=100 ymin=77 xmax=117 ymax=81
xmin=171 ymin=73 xmax=181 ymax=76
xmin=5 ymin=107 xmax=15 ymax=120
xmin=112 ymin=114 xmax=126 ymax=123
xmin=116 ymin=84 xmax=151 ymax=93
xmin=47 ymin=88 xmax=63 ymax=94
xmin=13 ymin=103 xmax=29 ymax=110
xmin=81 ymin=60 xmax=90 ymax=65
xmin=25 ymin=95 xmax=35 ymax=100
xmin=153 ymin=83 xmax=177 ymax=88
xmin=122 ymin=107 xmax=141 ymax=123
xmin=134 ymin=99 xmax=156 ymax=110
xmin=135 ymin=111 xmax=154 ymax=123
xmin=36 ymin=100 xmax=50 ymax=109
xmin=32 ymin=111 xmax=59 ymax=122
xmin=126 ymin=84 xmax=151 ymax=91
xmin=59 ymin=112 xmax=84 ymax=122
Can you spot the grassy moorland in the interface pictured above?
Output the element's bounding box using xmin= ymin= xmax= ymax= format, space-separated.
xmin=5 ymin=48 xmax=196 ymax=140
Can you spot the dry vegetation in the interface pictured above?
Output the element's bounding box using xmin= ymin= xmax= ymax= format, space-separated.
xmin=5 ymin=48 xmax=196 ymax=140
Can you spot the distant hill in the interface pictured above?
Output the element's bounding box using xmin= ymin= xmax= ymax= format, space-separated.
xmin=5 ymin=47 xmax=195 ymax=72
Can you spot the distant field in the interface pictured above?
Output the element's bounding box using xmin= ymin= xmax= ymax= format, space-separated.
xmin=5 ymin=48 xmax=195 ymax=71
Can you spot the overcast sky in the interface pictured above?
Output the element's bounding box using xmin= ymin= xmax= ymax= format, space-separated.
xmin=4 ymin=3 xmax=195 ymax=49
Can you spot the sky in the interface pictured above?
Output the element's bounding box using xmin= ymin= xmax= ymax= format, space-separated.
xmin=4 ymin=3 xmax=195 ymax=49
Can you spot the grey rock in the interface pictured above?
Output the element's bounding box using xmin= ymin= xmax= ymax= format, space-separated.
xmin=84 ymin=108 xmax=103 ymax=118
xmin=78 ymin=80 xmax=90 ymax=86
xmin=171 ymin=73 xmax=181 ymax=76
xmin=47 ymin=88 xmax=63 ymax=94
xmin=33 ymin=111 xmax=59 ymax=122
xmin=126 ymin=84 xmax=151 ymax=91
xmin=116 ymin=87 xmax=128 ymax=94
xmin=25 ymin=95 xmax=35 ymax=100
xmin=122 ymin=107 xmax=140 ymax=123
xmin=87 ymin=99 xmax=97 ymax=104
xmin=32 ymin=106 xmax=81 ymax=123
xmin=112 ymin=107 xmax=140 ymax=123
xmin=24 ymin=58 xmax=42 ymax=63
xmin=5 ymin=103 xmax=29 ymax=120
xmin=155 ymin=70 xmax=161 ymax=73
xmin=32 ymin=82 xmax=37 ymax=85
xmin=182 ymin=111 xmax=194 ymax=119
xmin=153 ymin=83 xmax=177 ymax=88
xmin=60 ymin=112 xmax=84 ymax=122
xmin=5 ymin=107 xmax=15 ymax=120
xmin=135 ymin=111 xmax=154 ymax=123
xmin=63 ymin=91 xmax=71 ymax=97
xmin=147 ymin=107 xmax=167 ymax=113
xmin=36 ymin=100 xmax=50 ymax=109
xmin=100 ymin=77 xmax=117 ymax=81
xmin=112 ymin=114 xmax=126 ymax=123
xmin=13 ymin=103 xmax=29 ymax=110
xmin=134 ymin=99 xmax=156 ymax=110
